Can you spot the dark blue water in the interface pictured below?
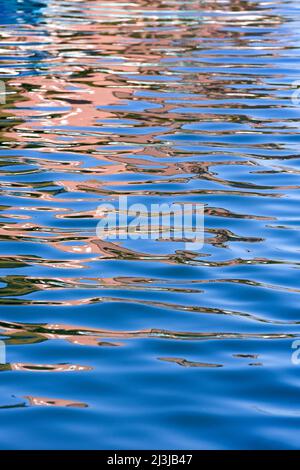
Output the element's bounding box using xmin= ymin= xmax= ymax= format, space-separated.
xmin=0 ymin=0 xmax=300 ymax=449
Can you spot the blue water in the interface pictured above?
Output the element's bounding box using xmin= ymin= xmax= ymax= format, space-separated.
xmin=0 ymin=0 xmax=300 ymax=449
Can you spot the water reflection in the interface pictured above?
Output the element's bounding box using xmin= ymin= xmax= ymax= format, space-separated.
xmin=0 ymin=0 xmax=300 ymax=450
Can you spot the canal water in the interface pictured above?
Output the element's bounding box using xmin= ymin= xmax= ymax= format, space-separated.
xmin=0 ymin=0 xmax=299 ymax=449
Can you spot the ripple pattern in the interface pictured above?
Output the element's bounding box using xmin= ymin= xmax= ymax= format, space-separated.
xmin=0 ymin=0 xmax=300 ymax=449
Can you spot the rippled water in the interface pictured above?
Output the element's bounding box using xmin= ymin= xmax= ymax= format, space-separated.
xmin=0 ymin=0 xmax=300 ymax=450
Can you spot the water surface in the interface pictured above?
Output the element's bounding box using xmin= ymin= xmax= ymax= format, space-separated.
xmin=0 ymin=0 xmax=300 ymax=449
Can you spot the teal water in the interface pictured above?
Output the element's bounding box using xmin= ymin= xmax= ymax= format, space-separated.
xmin=0 ymin=0 xmax=300 ymax=449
